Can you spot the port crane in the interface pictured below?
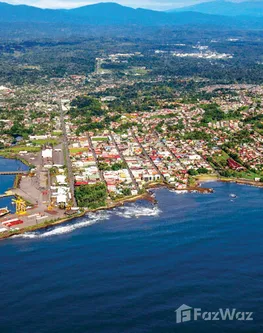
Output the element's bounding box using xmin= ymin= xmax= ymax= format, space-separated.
xmin=12 ymin=198 xmax=27 ymax=215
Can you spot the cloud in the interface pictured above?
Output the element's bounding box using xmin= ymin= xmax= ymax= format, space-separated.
xmin=4 ymin=0 xmax=214 ymax=10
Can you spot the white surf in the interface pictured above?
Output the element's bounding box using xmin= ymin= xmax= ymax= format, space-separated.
xmin=13 ymin=212 xmax=110 ymax=239
xmin=115 ymin=204 xmax=161 ymax=219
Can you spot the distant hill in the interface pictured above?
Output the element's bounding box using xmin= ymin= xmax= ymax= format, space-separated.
xmin=171 ymin=1 xmax=263 ymax=17
xmin=0 ymin=1 xmax=263 ymax=28
xmin=0 ymin=2 xmax=68 ymax=22
xmin=66 ymin=2 xmax=172 ymax=25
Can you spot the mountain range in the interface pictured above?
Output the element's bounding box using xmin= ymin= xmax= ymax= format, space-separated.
xmin=0 ymin=1 xmax=263 ymax=27
xmin=172 ymin=1 xmax=263 ymax=17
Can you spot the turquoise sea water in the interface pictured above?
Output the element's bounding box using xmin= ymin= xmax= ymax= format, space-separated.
xmin=0 ymin=157 xmax=29 ymax=212
xmin=0 ymin=182 xmax=263 ymax=332
xmin=0 ymin=156 xmax=28 ymax=173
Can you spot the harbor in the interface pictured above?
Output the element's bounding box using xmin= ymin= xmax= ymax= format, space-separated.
xmin=0 ymin=151 xmax=260 ymax=241
xmin=0 ymin=152 xmax=216 ymax=240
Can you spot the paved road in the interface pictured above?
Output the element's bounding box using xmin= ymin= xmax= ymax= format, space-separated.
xmin=86 ymin=132 xmax=105 ymax=183
xmin=110 ymin=132 xmax=139 ymax=190
xmin=153 ymin=130 xmax=185 ymax=169
xmin=59 ymin=99 xmax=77 ymax=207
xmin=12 ymin=176 xmax=42 ymax=206
xmin=132 ymin=131 xmax=166 ymax=182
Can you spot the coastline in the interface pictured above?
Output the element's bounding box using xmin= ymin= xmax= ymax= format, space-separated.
xmin=1 ymin=158 xmax=263 ymax=241
xmin=0 ymin=181 xmax=214 ymax=241
xmin=220 ymin=177 xmax=263 ymax=187
xmin=195 ymin=174 xmax=263 ymax=188
xmin=0 ymin=192 xmax=151 ymax=241
xmin=0 ymin=151 xmax=32 ymax=168
xmin=0 ymin=154 xmax=30 ymax=192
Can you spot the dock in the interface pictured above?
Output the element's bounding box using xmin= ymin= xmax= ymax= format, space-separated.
xmin=0 ymin=171 xmax=28 ymax=175
xmin=0 ymin=190 xmax=14 ymax=198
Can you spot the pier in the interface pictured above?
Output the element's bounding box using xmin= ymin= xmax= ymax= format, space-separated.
xmin=0 ymin=190 xmax=14 ymax=198
xmin=0 ymin=171 xmax=28 ymax=175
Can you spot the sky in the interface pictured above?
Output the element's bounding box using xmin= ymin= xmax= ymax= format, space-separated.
xmin=3 ymin=0 xmax=248 ymax=10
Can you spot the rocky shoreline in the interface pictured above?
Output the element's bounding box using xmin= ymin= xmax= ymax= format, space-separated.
xmin=3 ymin=175 xmax=263 ymax=241
xmin=0 ymin=182 xmax=215 ymax=241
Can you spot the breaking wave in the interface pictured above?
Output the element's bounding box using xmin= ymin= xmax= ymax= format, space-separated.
xmin=114 ymin=204 xmax=161 ymax=219
xmin=13 ymin=203 xmax=162 ymax=239
xmin=13 ymin=211 xmax=110 ymax=239
xmin=169 ymin=189 xmax=189 ymax=194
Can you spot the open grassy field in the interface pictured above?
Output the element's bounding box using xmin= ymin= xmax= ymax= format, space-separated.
xmin=69 ymin=147 xmax=88 ymax=154
xmin=0 ymin=146 xmax=41 ymax=154
xmin=30 ymin=139 xmax=59 ymax=146
xmin=213 ymin=151 xmax=229 ymax=167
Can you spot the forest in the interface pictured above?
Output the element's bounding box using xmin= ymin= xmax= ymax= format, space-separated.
xmin=1 ymin=28 xmax=263 ymax=85
xmin=75 ymin=182 xmax=107 ymax=209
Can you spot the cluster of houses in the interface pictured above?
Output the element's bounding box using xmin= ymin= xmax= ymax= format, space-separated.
xmin=2 ymin=73 xmax=263 ymax=209
xmin=69 ymin=137 xmax=101 ymax=186
xmin=114 ymin=132 xmax=161 ymax=186
xmin=58 ymin=82 xmax=263 ymax=197
xmin=0 ymin=75 xmax=90 ymax=148
xmin=67 ymin=127 xmax=214 ymax=194
xmin=68 ymin=133 xmax=137 ymax=197
xmin=228 ymin=132 xmax=263 ymax=172
xmin=208 ymin=120 xmax=242 ymax=130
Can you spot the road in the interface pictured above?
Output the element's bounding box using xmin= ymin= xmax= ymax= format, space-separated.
xmin=86 ymin=132 xmax=106 ymax=183
xmin=153 ymin=130 xmax=185 ymax=169
xmin=132 ymin=131 xmax=166 ymax=182
xmin=59 ymin=99 xmax=77 ymax=207
xmin=109 ymin=132 xmax=139 ymax=190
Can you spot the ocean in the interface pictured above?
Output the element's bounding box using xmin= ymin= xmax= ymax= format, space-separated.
xmin=0 ymin=182 xmax=263 ymax=332
xmin=0 ymin=157 xmax=29 ymax=212
xmin=0 ymin=156 xmax=29 ymax=173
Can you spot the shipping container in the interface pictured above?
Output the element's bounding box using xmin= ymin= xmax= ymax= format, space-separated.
xmin=2 ymin=219 xmax=23 ymax=227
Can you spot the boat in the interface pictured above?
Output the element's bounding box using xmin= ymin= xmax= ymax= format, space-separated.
xmin=230 ymin=194 xmax=237 ymax=198
xmin=0 ymin=207 xmax=10 ymax=217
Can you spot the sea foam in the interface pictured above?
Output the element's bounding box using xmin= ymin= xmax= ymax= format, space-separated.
xmin=114 ymin=204 xmax=161 ymax=219
xmin=13 ymin=203 xmax=162 ymax=239
xmin=13 ymin=211 xmax=110 ymax=239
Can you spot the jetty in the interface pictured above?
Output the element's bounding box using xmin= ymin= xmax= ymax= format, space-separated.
xmin=0 ymin=192 xmax=13 ymax=198
xmin=0 ymin=171 xmax=28 ymax=175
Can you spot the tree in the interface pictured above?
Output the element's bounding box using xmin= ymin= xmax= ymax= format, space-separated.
xmin=197 ymin=167 xmax=209 ymax=174
xmin=75 ymin=183 xmax=107 ymax=209
xmin=70 ymin=96 xmax=104 ymax=117
xmin=188 ymin=169 xmax=198 ymax=176
xmin=122 ymin=188 xmax=132 ymax=196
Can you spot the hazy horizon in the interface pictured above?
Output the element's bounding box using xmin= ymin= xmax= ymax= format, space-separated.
xmin=1 ymin=0 xmax=255 ymax=11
